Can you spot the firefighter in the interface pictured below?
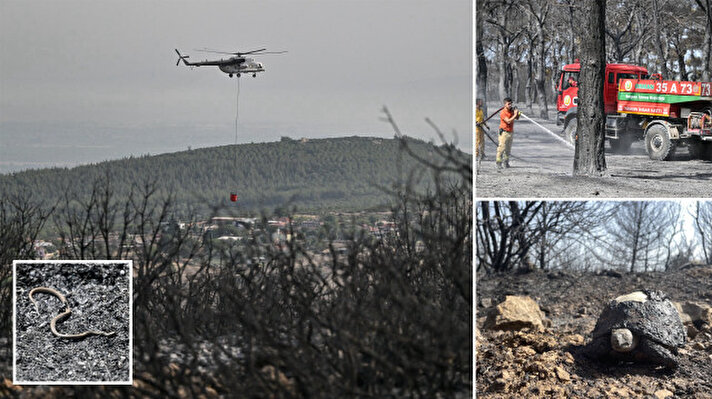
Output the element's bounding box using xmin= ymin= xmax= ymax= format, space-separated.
xmin=496 ymin=97 xmax=521 ymax=169
xmin=475 ymin=98 xmax=488 ymax=164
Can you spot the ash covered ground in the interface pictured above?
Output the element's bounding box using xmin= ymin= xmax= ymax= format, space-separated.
xmin=475 ymin=105 xmax=712 ymax=199
xmin=476 ymin=265 xmax=712 ymax=398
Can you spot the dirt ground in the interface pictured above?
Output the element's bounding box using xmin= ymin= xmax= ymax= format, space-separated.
xmin=476 ymin=265 xmax=712 ymax=398
xmin=475 ymin=105 xmax=712 ymax=198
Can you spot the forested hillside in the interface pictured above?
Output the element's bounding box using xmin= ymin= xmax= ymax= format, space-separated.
xmin=1 ymin=136 xmax=468 ymax=214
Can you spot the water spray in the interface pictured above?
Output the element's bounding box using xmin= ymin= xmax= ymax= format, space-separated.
xmin=517 ymin=110 xmax=575 ymax=150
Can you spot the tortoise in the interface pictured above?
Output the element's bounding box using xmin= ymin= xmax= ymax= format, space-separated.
xmin=585 ymin=290 xmax=686 ymax=367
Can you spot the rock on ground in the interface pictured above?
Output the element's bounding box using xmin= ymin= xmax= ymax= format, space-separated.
xmin=673 ymin=301 xmax=712 ymax=339
xmin=483 ymin=295 xmax=547 ymax=332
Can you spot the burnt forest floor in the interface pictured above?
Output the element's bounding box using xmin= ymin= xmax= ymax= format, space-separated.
xmin=476 ymin=265 xmax=712 ymax=398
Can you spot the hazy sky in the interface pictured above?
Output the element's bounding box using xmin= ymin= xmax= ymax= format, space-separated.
xmin=0 ymin=0 xmax=472 ymax=172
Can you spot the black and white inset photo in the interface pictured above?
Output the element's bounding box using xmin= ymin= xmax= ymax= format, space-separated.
xmin=13 ymin=261 xmax=132 ymax=385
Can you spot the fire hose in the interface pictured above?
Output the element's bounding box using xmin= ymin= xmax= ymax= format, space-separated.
xmin=477 ymin=106 xmax=505 ymax=126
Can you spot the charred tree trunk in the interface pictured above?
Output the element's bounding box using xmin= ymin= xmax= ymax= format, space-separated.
xmin=506 ymin=62 xmax=514 ymax=101
xmin=694 ymin=203 xmax=711 ymax=264
xmin=677 ymin=51 xmax=688 ymax=81
xmin=512 ymin=66 xmax=520 ymax=103
xmin=574 ymin=0 xmax=607 ymax=176
xmin=476 ymin=0 xmax=489 ymax=113
xmin=535 ymin=68 xmax=549 ymax=119
xmin=551 ymin=44 xmax=560 ymax=99
xmin=630 ymin=225 xmax=640 ymax=272
xmin=526 ymin=59 xmax=534 ymax=114
xmin=652 ymin=0 xmax=669 ymax=78
xmin=538 ymin=216 xmax=547 ymax=270
xmin=700 ymin=0 xmax=711 ymax=81
xmin=633 ymin=36 xmax=645 ymax=66
xmin=707 ymin=0 xmax=712 ymax=81
xmin=522 ymin=0 xmax=551 ymax=118
xmin=509 ymin=201 xmax=532 ymax=269
xmin=535 ymin=30 xmax=549 ymax=119
xmin=566 ymin=0 xmax=577 ymax=60
xmin=498 ymin=50 xmax=509 ymax=102
xmin=496 ymin=8 xmax=512 ymax=101
xmin=488 ymin=2 xmax=523 ymax=102
xmin=476 ymin=48 xmax=488 ymax=114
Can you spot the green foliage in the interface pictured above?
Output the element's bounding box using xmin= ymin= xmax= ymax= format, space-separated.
xmin=0 ymin=137 xmax=469 ymax=216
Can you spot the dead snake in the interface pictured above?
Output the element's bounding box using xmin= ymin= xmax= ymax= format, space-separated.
xmin=29 ymin=287 xmax=116 ymax=339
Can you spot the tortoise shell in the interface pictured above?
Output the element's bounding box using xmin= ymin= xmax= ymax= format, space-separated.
xmin=591 ymin=290 xmax=686 ymax=348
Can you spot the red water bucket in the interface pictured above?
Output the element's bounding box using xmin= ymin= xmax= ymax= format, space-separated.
xmin=230 ymin=193 xmax=238 ymax=202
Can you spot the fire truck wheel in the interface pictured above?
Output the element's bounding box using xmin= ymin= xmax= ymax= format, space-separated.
xmin=564 ymin=117 xmax=577 ymax=145
xmin=645 ymin=124 xmax=674 ymax=161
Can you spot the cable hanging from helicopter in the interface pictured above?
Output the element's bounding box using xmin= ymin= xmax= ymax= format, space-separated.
xmin=230 ymin=76 xmax=240 ymax=203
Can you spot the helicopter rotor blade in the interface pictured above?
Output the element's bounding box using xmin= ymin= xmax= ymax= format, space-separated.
xmin=194 ymin=48 xmax=236 ymax=55
xmin=236 ymin=48 xmax=267 ymax=56
xmin=193 ymin=47 xmax=287 ymax=56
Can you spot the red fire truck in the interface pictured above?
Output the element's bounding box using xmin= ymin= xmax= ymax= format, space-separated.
xmin=555 ymin=62 xmax=712 ymax=160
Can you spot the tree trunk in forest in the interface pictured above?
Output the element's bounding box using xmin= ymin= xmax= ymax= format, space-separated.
xmin=535 ymin=71 xmax=549 ymax=119
xmin=535 ymin=25 xmax=549 ymax=119
xmin=629 ymin=207 xmax=643 ymax=273
xmin=633 ymin=30 xmax=645 ymax=66
xmin=476 ymin=0 xmax=489 ymax=113
xmin=566 ymin=0 xmax=576 ymax=60
xmin=526 ymin=59 xmax=534 ymax=114
xmin=506 ymin=62 xmax=514 ymax=100
xmin=677 ymin=52 xmax=688 ymax=81
xmin=695 ymin=203 xmax=711 ymax=264
xmin=573 ymin=0 xmax=607 ymax=176
xmin=538 ymin=231 xmax=547 ymax=270
xmin=703 ymin=0 xmax=711 ymax=81
xmin=496 ymin=8 xmax=511 ymax=102
xmin=652 ymin=0 xmax=669 ymax=78
xmin=512 ymin=67 xmax=520 ymax=103
xmin=551 ymin=46 xmax=559 ymax=97
xmin=538 ymin=210 xmax=548 ymax=270
xmin=498 ymin=52 xmax=509 ymax=102
xmin=487 ymin=2 xmax=523 ymax=103
xmin=630 ymin=230 xmax=639 ymax=272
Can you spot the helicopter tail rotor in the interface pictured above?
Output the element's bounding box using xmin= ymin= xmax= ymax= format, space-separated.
xmin=175 ymin=49 xmax=190 ymax=66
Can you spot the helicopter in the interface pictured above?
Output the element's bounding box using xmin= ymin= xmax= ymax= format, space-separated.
xmin=174 ymin=48 xmax=285 ymax=78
